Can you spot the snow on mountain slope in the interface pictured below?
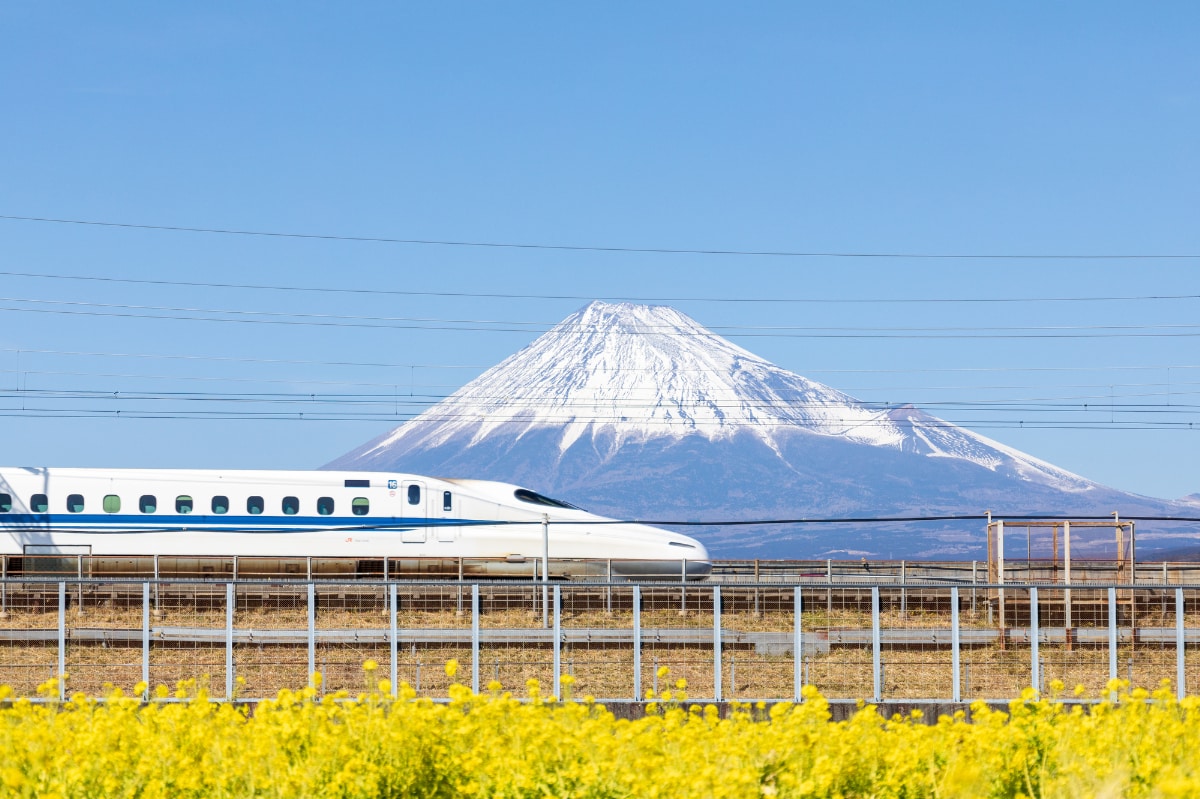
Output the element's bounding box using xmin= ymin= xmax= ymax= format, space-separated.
xmin=333 ymin=301 xmax=1097 ymax=492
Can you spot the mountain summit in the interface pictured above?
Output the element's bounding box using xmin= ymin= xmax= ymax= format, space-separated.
xmin=327 ymin=301 xmax=1184 ymax=558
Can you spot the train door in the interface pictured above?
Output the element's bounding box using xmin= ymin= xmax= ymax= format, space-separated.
xmin=434 ymin=487 xmax=458 ymax=542
xmin=399 ymin=480 xmax=427 ymax=543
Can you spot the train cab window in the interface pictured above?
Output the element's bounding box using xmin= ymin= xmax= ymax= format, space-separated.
xmin=247 ymin=496 xmax=264 ymax=515
xmin=139 ymin=495 xmax=157 ymax=513
xmin=443 ymin=491 xmax=452 ymax=512
xmin=0 ymin=494 xmax=10 ymax=512
xmin=67 ymin=494 xmax=85 ymax=513
xmin=176 ymin=496 xmax=193 ymax=514
xmin=31 ymin=494 xmax=49 ymax=513
xmin=211 ymin=496 xmax=229 ymax=514
xmin=317 ymin=497 xmax=334 ymax=515
xmin=103 ymin=495 xmax=121 ymax=513
xmin=282 ymin=496 xmax=299 ymax=515
xmin=351 ymin=497 xmax=369 ymax=516
xmin=512 ymin=489 xmax=581 ymax=510
xmin=407 ymin=485 xmax=421 ymax=505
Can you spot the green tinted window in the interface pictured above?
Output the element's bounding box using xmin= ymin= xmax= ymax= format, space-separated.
xmin=176 ymin=495 xmax=193 ymax=514
xmin=103 ymin=495 xmax=121 ymax=513
xmin=351 ymin=497 xmax=369 ymax=516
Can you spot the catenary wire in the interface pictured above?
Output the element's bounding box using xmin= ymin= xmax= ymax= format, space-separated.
xmin=3 ymin=214 xmax=1200 ymax=260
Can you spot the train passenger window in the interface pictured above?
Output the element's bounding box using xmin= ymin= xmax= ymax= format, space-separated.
xmin=282 ymin=496 xmax=299 ymax=515
xmin=351 ymin=497 xmax=369 ymax=516
xmin=67 ymin=494 xmax=85 ymax=513
xmin=31 ymin=494 xmax=48 ymax=513
xmin=103 ymin=495 xmax=121 ymax=513
xmin=317 ymin=497 xmax=334 ymax=515
xmin=0 ymin=494 xmax=10 ymax=512
xmin=443 ymin=491 xmax=452 ymax=511
xmin=211 ymin=496 xmax=229 ymax=514
xmin=407 ymin=485 xmax=421 ymax=505
xmin=247 ymin=496 xmax=264 ymax=515
xmin=139 ymin=495 xmax=157 ymax=513
xmin=176 ymin=496 xmax=193 ymax=514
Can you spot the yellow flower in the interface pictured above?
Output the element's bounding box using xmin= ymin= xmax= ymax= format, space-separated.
xmin=362 ymin=659 xmax=379 ymax=673
xmin=445 ymin=659 xmax=459 ymax=678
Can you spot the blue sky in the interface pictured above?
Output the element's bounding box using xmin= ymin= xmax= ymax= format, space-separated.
xmin=1 ymin=2 xmax=1198 ymax=500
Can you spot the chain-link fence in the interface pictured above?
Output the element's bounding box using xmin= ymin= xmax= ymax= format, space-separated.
xmin=3 ymin=579 xmax=1199 ymax=703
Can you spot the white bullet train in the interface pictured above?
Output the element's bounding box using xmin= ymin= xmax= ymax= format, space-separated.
xmin=0 ymin=467 xmax=711 ymax=579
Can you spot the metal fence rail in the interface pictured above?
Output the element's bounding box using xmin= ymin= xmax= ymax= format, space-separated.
xmin=0 ymin=579 xmax=1197 ymax=703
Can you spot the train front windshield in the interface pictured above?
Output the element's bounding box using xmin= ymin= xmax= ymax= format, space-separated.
xmin=513 ymin=488 xmax=583 ymax=511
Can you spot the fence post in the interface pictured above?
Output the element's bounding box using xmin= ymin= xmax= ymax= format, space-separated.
xmin=951 ymin=586 xmax=961 ymax=703
xmin=142 ymin=581 xmax=150 ymax=696
xmin=226 ymin=582 xmax=235 ymax=700
xmin=872 ymin=586 xmax=881 ymax=702
xmin=1030 ymin=586 xmax=1040 ymax=693
xmin=553 ymin=585 xmax=561 ymax=700
xmin=390 ymin=583 xmax=399 ymax=698
xmin=713 ymin=585 xmax=722 ymax=702
xmin=57 ymin=581 xmax=66 ymax=701
xmin=633 ymin=585 xmax=642 ymax=701
xmin=471 ymin=584 xmax=480 ymax=695
xmin=1108 ymin=585 xmax=1118 ymax=701
xmin=794 ymin=586 xmax=803 ymax=702
xmin=307 ymin=582 xmax=316 ymax=680
xmin=1177 ymin=587 xmax=1185 ymax=701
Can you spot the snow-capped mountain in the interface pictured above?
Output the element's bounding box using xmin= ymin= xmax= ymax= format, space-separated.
xmin=327 ymin=302 xmax=1189 ymax=558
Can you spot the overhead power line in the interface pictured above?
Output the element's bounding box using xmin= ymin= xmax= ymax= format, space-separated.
xmin=7 ymin=299 xmax=1200 ymax=338
xmin=2 ymin=214 xmax=1199 ymax=260
xmin=3 ymin=269 xmax=1200 ymax=306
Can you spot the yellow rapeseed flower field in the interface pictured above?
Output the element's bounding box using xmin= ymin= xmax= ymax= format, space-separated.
xmin=1 ymin=669 xmax=1200 ymax=797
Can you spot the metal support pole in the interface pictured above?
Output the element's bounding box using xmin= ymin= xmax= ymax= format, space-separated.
xmin=153 ymin=555 xmax=160 ymax=617
xmin=633 ymin=585 xmax=642 ymax=700
xmin=142 ymin=581 xmax=150 ymax=695
xmin=793 ymin=586 xmax=803 ymax=702
xmin=76 ymin=555 xmax=83 ymax=614
xmin=1064 ymin=521 xmax=1072 ymax=630
xmin=1030 ymin=586 xmax=1040 ymax=693
xmin=900 ymin=560 xmax=906 ymax=617
xmin=1 ymin=555 xmax=7 ymax=617
xmin=871 ymin=586 xmax=881 ymax=702
xmin=971 ymin=560 xmax=977 ymax=615
xmin=606 ymin=560 xmax=612 ymax=613
xmin=951 ymin=586 xmax=961 ymax=703
xmin=306 ymin=556 xmax=312 ymax=582
xmin=1108 ymin=585 xmax=1118 ymax=701
xmin=1177 ymin=587 xmax=1186 ymax=700
xmin=680 ymin=559 xmax=687 ymax=613
xmin=57 ymin=582 xmax=65 ymax=701
xmin=390 ymin=583 xmax=399 ymax=698
xmin=225 ymin=582 xmax=235 ymax=699
xmin=713 ymin=586 xmax=722 ymax=701
xmin=471 ymin=584 xmax=480 ymax=694
xmin=997 ymin=519 xmax=1006 ymax=630
xmin=826 ymin=559 xmax=833 ymax=615
xmin=307 ymin=582 xmax=316 ymax=680
xmin=541 ymin=514 xmax=550 ymax=630
xmin=552 ymin=585 xmax=561 ymax=700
